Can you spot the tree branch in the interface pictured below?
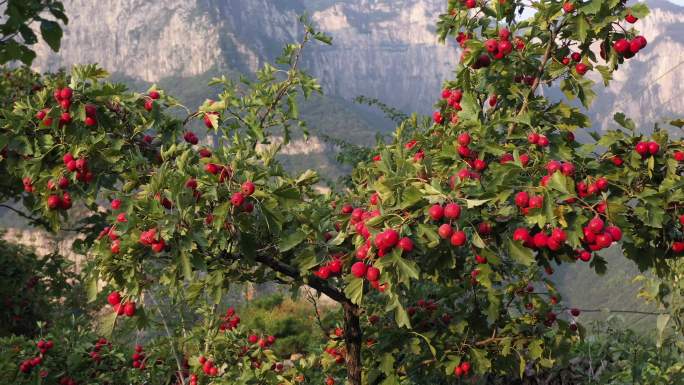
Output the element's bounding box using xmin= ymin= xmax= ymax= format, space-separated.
xmin=253 ymin=251 xmax=350 ymax=305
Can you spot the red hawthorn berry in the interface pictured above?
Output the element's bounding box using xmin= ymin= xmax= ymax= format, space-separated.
xmin=231 ymin=192 xmax=245 ymax=207
xmin=47 ymin=194 xmax=61 ymax=210
xmin=351 ymin=262 xmax=367 ymax=278
xmin=60 ymin=192 xmax=72 ymax=209
xmin=183 ymin=131 xmax=199 ymax=145
xmin=438 ymin=224 xmax=453 ymax=239
xmin=151 ymin=240 xmax=165 ymax=253
xmin=648 ymin=141 xmax=660 ymax=155
xmin=149 ymin=90 xmax=160 ymax=100
xmin=241 ymin=181 xmax=255 ymax=196
xmin=123 ymin=301 xmax=136 ymax=317
xmin=185 ymin=178 xmax=198 ymax=190
xmin=457 ymin=132 xmax=471 ymax=146
xmin=450 ymin=230 xmax=467 ymax=246
xmin=85 ymin=104 xmax=97 ymax=117
xmin=85 ymin=116 xmax=97 ymax=127
xmin=433 ymin=111 xmax=443 ymax=124
xmin=365 ymin=266 xmax=380 ymax=281
xmin=444 ymin=203 xmax=461 ymax=219
xmin=625 ymin=12 xmax=638 ymax=24
xmin=611 ymin=155 xmax=624 ymax=166
xmin=144 ymin=99 xmax=154 ymax=111
xmin=398 ymin=237 xmax=414 ymax=252
xmin=635 ymin=142 xmax=649 ymax=156
xmin=428 ymin=204 xmax=444 ymax=221
xmin=205 ymin=163 xmax=220 ymax=174
xmin=575 ymin=63 xmax=589 ymax=75
xmin=110 ymin=240 xmax=120 ymax=254
xmin=513 ymin=228 xmax=531 ymax=243
xmin=673 ymin=242 xmax=684 ymax=253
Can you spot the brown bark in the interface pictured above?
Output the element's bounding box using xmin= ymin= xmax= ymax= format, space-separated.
xmin=343 ymin=302 xmax=362 ymax=385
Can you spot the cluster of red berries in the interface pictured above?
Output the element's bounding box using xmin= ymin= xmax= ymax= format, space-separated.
xmin=499 ymin=152 xmax=530 ymax=166
xmin=527 ymin=132 xmax=550 ymax=148
xmin=343 ymin=204 xmax=381 ymax=243
xmin=453 ymin=361 xmax=471 ymax=377
xmin=407 ymin=298 xmax=439 ymax=317
xmin=428 ymin=203 xmax=468 ymax=247
xmin=247 ymin=334 xmax=277 ymax=349
xmin=198 ymin=356 xmax=219 ymax=377
xmin=218 ymin=306 xmax=240 ymax=331
xmin=230 ymin=181 xmax=256 ymax=212
xmin=514 ymin=191 xmax=544 ymax=215
xmin=635 ymin=141 xmax=660 ymax=158
xmin=34 ymin=87 xmax=74 ymax=128
xmin=139 ymin=228 xmax=166 ymax=253
xmin=484 ymin=28 xmax=520 ymax=61
xmin=513 ymin=227 xmax=568 ymax=251
xmin=89 ymin=338 xmax=111 ymax=363
xmin=313 ymin=256 xmax=343 ymax=280
xmin=324 ymin=346 xmax=346 ymax=364
xmin=613 ymin=35 xmax=647 ymax=59
xmin=132 ymin=344 xmax=146 ymax=369
xmin=107 ymin=291 xmax=136 ymax=317
xmin=350 ymin=261 xmax=381 ymax=285
xmin=63 ymin=152 xmax=94 ymax=183
xmin=437 ymin=88 xmax=463 ymax=125
xmin=144 ymin=90 xmax=160 ymax=112
xmin=19 ymin=339 xmax=54 ymax=374
xmin=576 ymin=177 xmax=609 ymax=199
xmin=576 ymin=217 xmax=622 ymax=261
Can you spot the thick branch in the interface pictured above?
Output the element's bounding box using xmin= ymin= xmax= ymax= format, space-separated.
xmin=253 ymin=252 xmax=350 ymax=305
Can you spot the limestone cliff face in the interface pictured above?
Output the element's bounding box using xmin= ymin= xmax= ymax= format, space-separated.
xmin=32 ymin=0 xmax=457 ymax=113
xmin=592 ymin=0 xmax=684 ymax=131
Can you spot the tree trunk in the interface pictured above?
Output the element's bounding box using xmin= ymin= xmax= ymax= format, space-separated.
xmin=343 ymin=302 xmax=362 ymax=385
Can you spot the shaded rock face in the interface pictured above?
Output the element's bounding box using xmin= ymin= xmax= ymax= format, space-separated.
xmin=31 ymin=1 xmax=684 ymax=127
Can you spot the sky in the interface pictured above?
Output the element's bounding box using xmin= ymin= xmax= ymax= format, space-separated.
xmin=667 ymin=0 xmax=684 ymax=5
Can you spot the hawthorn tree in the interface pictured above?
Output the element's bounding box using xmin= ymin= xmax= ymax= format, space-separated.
xmin=2 ymin=0 xmax=684 ymax=384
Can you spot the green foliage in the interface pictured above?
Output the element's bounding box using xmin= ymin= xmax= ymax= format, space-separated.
xmin=0 ymin=235 xmax=79 ymax=337
xmin=0 ymin=0 xmax=68 ymax=65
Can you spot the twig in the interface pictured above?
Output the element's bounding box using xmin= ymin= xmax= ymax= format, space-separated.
xmin=305 ymin=289 xmax=328 ymax=336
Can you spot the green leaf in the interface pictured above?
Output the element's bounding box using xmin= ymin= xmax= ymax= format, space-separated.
xmin=670 ymin=119 xmax=684 ymax=128
xmin=470 ymin=348 xmax=492 ymax=375
xmin=344 ymin=276 xmax=364 ymax=305
xmin=87 ymin=273 xmax=99 ymax=303
xmin=278 ymin=229 xmax=308 ymax=252
xmin=613 ymin=112 xmax=635 ymax=131
xmin=465 ymin=198 xmax=491 ymax=208
xmin=379 ymin=353 xmax=395 ymax=375
xmin=656 ymin=314 xmax=670 ymax=348
xmin=576 ymin=16 xmax=589 ymax=42
xmin=507 ymin=239 xmax=535 ymax=266
xmin=180 ymin=251 xmax=193 ymax=281
xmin=96 ymin=312 xmax=118 ymax=338
xmin=40 ymin=20 xmax=63 ymax=52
